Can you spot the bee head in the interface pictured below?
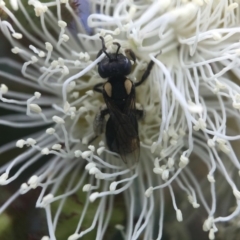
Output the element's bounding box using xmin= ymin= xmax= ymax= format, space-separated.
xmin=97 ymin=37 xmax=132 ymax=78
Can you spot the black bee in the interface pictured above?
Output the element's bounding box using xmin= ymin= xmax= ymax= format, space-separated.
xmin=92 ymin=36 xmax=157 ymax=164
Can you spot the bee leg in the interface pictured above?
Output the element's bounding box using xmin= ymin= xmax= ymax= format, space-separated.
xmin=135 ymin=109 xmax=145 ymax=120
xmin=87 ymin=135 xmax=98 ymax=145
xmin=93 ymin=105 xmax=109 ymax=136
xmin=93 ymin=82 xmax=103 ymax=93
xmin=125 ymin=49 xmax=136 ymax=63
xmin=96 ymin=49 xmax=103 ymax=59
xmin=135 ymin=103 xmax=145 ymax=120
xmin=135 ymin=52 xmax=161 ymax=87
xmin=87 ymin=106 xmax=109 ymax=145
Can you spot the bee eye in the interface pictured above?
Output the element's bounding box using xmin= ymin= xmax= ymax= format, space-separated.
xmin=98 ymin=63 xmax=109 ymax=78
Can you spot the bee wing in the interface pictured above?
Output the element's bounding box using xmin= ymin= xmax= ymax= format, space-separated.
xmin=108 ymin=112 xmax=140 ymax=165
xmin=103 ymin=84 xmax=140 ymax=165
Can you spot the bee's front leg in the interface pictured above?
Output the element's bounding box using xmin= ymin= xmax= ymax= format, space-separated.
xmin=135 ymin=52 xmax=161 ymax=87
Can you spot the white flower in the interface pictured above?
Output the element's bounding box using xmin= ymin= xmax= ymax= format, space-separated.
xmin=0 ymin=0 xmax=240 ymax=239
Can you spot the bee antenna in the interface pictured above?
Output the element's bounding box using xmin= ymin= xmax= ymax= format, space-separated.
xmin=113 ymin=42 xmax=121 ymax=59
xmin=99 ymin=36 xmax=111 ymax=59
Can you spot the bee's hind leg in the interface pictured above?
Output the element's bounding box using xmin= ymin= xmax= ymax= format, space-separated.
xmin=93 ymin=105 xmax=109 ymax=135
xmin=86 ymin=105 xmax=109 ymax=145
xmin=135 ymin=109 xmax=144 ymax=120
xmin=135 ymin=103 xmax=145 ymax=120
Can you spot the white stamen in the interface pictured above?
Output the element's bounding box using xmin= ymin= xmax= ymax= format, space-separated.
xmin=97 ymin=147 xmax=105 ymax=155
xmin=58 ymin=20 xmax=67 ymax=28
xmin=61 ymin=66 xmax=69 ymax=75
xmin=41 ymin=194 xmax=54 ymax=207
xmin=211 ymin=32 xmax=222 ymax=40
xmin=162 ymin=170 xmax=169 ymax=181
xmin=31 ymin=56 xmax=38 ymax=63
xmin=0 ymin=84 xmax=8 ymax=94
xmin=52 ymin=144 xmax=61 ymax=150
xmin=82 ymin=184 xmax=92 ymax=192
xmin=62 ymin=34 xmax=69 ymax=42
xmin=233 ymin=189 xmax=240 ymax=200
xmin=20 ymin=183 xmax=29 ymax=194
xmin=41 ymin=148 xmax=50 ymax=155
xmin=52 ymin=116 xmax=65 ymax=124
xmin=81 ymin=151 xmax=92 ymax=159
xmin=115 ymin=224 xmax=124 ymax=230
xmin=151 ymin=142 xmax=157 ymax=153
xmin=167 ymin=158 xmax=174 ymax=168
xmin=12 ymin=33 xmax=22 ymax=39
xmin=85 ymin=162 xmax=96 ymax=170
xmin=64 ymin=101 xmax=70 ymax=113
xmin=29 ymin=1 xmax=48 ymax=17
xmin=227 ymin=3 xmax=238 ymax=11
xmin=0 ymin=0 xmax=5 ymax=7
xmin=179 ymin=155 xmax=189 ymax=168
xmin=30 ymin=104 xmax=42 ymax=113
xmin=88 ymin=145 xmax=95 ymax=152
xmin=16 ymin=139 xmax=26 ymax=148
xmin=207 ymin=139 xmax=215 ymax=148
xmin=41 ymin=237 xmax=50 ymax=240
xmin=209 ymin=228 xmax=215 ymax=240
xmin=203 ymin=217 xmax=213 ymax=231
xmin=11 ymin=47 xmax=20 ymax=54
xmin=0 ymin=173 xmax=8 ymax=185
xmin=192 ymin=202 xmax=200 ymax=208
xmin=45 ymin=42 xmax=53 ymax=51
xmin=85 ymin=90 xmax=94 ymax=96
xmin=28 ymin=175 xmax=39 ymax=189
xmin=68 ymin=233 xmax=79 ymax=240
xmin=109 ymin=181 xmax=118 ymax=191
xmin=74 ymin=150 xmax=82 ymax=158
xmin=176 ymin=209 xmax=183 ymax=222
xmin=26 ymin=138 xmax=36 ymax=146
xmin=89 ymin=192 xmax=99 ymax=202
xmin=46 ymin=128 xmax=55 ymax=134
xmin=89 ymin=167 xmax=100 ymax=175
xmin=207 ymin=175 xmax=215 ymax=183
xmin=34 ymin=92 xmax=41 ymax=99
xmin=145 ymin=187 xmax=153 ymax=197
xmin=38 ymin=51 xmax=45 ymax=57
xmin=153 ymin=167 xmax=163 ymax=175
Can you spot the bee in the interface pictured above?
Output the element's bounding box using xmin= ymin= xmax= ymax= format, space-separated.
xmin=92 ymin=36 xmax=157 ymax=164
